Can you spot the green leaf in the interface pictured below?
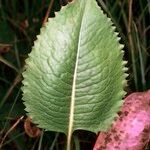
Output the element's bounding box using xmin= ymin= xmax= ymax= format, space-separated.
xmin=22 ymin=0 xmax=127 ymax=149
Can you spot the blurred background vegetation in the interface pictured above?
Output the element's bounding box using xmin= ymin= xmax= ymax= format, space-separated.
xmin=0 ymin=0 xmax=149 ymax=149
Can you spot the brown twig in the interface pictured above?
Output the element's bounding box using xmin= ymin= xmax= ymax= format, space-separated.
xmin=0 ymin=74 xmax=22 ymax=108
xmin=0 ymin=116 xmax=24 ymax=149
xmin=128 ymin=0 xmax=133 ymax=34
xmin=43 ymin=0 xmax=55 ymax=25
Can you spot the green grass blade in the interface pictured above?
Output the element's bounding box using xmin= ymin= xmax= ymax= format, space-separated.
xmin=73 ymin=134 xmax=80 ymax=150
xmin=38 ymin=130 xmax=44 ymax=150
xmin=49 ymin=132 xmax=59 ymax=150
xmin=133 ymin=23 xmax=146 ymax=90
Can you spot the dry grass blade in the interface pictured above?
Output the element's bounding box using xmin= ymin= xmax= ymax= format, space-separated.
xmin=0 ymin=56 xmax=19 ymax=73
xmin=0 ymin=74 xmax=22 ymax=108
xmin=0 ymin=116 xmax=24 ymax=149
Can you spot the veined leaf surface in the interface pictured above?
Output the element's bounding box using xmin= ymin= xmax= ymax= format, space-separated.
xmin=22 ymin=0 xmax=127 ymax=147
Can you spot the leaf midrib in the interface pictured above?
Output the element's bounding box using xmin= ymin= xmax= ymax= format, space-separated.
xmin=67 ymin=0 xmax=87 ymax=148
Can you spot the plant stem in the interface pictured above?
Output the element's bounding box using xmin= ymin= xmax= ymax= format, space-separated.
xmin=67 ymin=134 xmax=72 ymax=150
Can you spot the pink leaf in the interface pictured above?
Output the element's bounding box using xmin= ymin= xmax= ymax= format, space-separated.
xmin=93 ymin=90 xmax=150 ymax=150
